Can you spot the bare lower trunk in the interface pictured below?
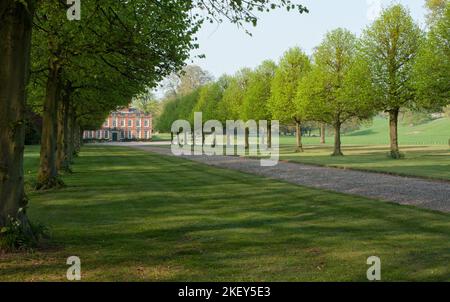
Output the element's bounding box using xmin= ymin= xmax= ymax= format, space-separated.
xmin=332 ymin=121 xmax=343 ymax=156
xmin=245 ymin=127 xmax=249 ymax=150
xmin=37 ymin=64 xmax=64 ymax=190
xmin=268 ymin=122 xmax=272 ymax=148
xmin=0 ymin=1 xmax=34 ymax=228
xmin=295 ymin=121 xmax=303 ymax=152
xmin=66 ymin=105 xmax=75 ymax=164
xmin=73 ymin=122 xmax=81 ymax=156
xmin=389 ymin=109 xmax=401 ymax=159
xmin=320 ymin=123 xmax=326 ymax=144
xmin=56 ymin=90 xmax=71 ymax=172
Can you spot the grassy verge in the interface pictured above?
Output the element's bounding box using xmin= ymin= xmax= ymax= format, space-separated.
xmin=1 ymin=145 xmax=448 ymax=281
xmin=278 ymin=145 xmax=450 ymax=181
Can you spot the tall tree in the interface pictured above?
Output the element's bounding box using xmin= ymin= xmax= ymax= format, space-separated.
xmin=360 ymin=4 xmax=423 ymax=158
xmin=413 ymin=1 xmax=450 ymax=111
xmin=297 ymin=29 xmax=376 ymax=156
xmin=269 ymin=47 xmax=311 ymax=152
xmin=1 ymin=0 xmax=308 ymax=240
xmin=0 ymin=0 xmax=36 ymax=229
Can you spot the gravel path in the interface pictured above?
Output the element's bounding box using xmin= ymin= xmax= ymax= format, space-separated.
xmin=133 ymin=145 xmax=450 ymax=213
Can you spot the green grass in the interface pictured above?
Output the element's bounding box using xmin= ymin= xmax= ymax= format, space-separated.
xmin=283 ymin=116 xmax=450 ymax=146
xmin=278 ymin=145 xmax=450 ymax=181
xmin=1 ymin=145 xmax=449 ymax=281
xmin=156 ymin=117 xmax=450 ymax=180
xmin=152 ymin=133 xmax=172 ymax=142
xmin=277 ymin=117 xmax=450 ymax=180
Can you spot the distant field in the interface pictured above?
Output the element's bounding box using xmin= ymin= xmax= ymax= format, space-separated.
xmin=278 ymin=145 xmax=450 ymax=181
xmin=155 ymin=117 xmax=450 ymax=180
xmin=152 ymin=133 xmax=172 ymax=142
xmin=281 ymin=117 xmax=450 ymax=146
xmin=276 ymin=117 xmax=450 ymax=180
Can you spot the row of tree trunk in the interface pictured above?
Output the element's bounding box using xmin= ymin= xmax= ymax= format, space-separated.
xmin=36 ymin=73 xmax=82 ymax=190
xmin=0 ymin=0 xmax=34 ymax=228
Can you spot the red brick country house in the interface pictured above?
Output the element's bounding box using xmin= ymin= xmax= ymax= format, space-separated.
xmin=83 ymin=108 xmax=153 ymax=141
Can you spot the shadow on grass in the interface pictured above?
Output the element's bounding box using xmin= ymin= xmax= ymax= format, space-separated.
xmin=3 ymin=146 xmax=448 ymax=281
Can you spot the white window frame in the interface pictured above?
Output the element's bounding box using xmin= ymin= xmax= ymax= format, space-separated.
xmin=128 ymin=119 xmax=132 ymax=127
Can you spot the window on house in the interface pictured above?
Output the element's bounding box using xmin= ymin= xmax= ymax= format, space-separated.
xmin=112 ymin=120 xmax=117 ymax=127
xmin=120 ymin=120 xmax=125 ymax=127
xmin=104 ymin=131 xmax=109 ymax=139
xmin=128 ymin=120 xmax=132 ymax=127
xmin=128 ymin=131 xmax=132 ymax=139
xmin=144 ymin=120 xmax=149 ymax=127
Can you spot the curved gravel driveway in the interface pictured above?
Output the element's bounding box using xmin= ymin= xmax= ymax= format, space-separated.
xmin=127 ymin=144 xmax=450 ymax=213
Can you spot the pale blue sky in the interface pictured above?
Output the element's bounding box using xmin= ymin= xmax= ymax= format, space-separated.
xmin=190 ymin=0 xmax=427 ymax=78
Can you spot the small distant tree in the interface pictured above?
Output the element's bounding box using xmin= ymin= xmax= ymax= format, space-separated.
xmin=360 ymin=4 xmax=423 ymax=158
xmin=269 ymin=48 xmax=311 ymax=152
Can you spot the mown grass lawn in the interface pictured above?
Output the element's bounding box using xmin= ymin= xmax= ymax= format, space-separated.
xmin=156 ymin=117 xmax=450 ymax=180
xmin=1 ymin=146 xmax=449 ymax=281
xmin=278 ymin=145 xmax=450 ymax=181
xmin=277 ymin=117 xmax=450 ymax=180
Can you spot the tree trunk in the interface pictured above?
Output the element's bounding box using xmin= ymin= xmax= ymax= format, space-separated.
xmin=36 ymin=64 xmax=64 ymax=190
xmin=66 ymin=105 xmax=76 ymax=164
xmin=73 ymin=122 xmax=81 ymax=156
xmin=268 ymin=122 xmax=272 ymax=148
xmin=295 ymin=121 xmax=303 ymax=152
xmin=320 ymin=123 xmax=326 ymax=144
xmin=0 ymin=1 xmax=34 ymax=229
xmin=245 ymin=127 xmax=249 ymax=150
xmin=332 ymin=121 xmax=343 ymax=156
xmin=56 ymin=89 xmax=71 ymax=172
xmin=389 ymin=109 xmax=401 ymax=159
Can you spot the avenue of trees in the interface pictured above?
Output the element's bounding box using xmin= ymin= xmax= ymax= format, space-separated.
xmin=0 ymin=0 xmax=308 ymax=247
xmin=158 ymin=2 xmax=450 ymax=158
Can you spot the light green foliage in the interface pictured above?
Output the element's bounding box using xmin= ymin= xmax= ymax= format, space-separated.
xmin=193 ymin=77 xmax=228 ymax=121
xmin=413 ymin=1 xmax=450 ymax=110
xmin=269 ymin=47 xmax=311 ymax=123
xmin=425 ymin=0 xmax=448 ymax=25
xmin=157 ymin=89 xmax=200 ymax=132
xmin=360 ymin=4 xmax=423 ymax=112
xmin=297 ymin=29 xmax=375 ymax=126
xmin=242 ymin=60 xmax=277 ymax=121
xmin=219 ymin=68 xmax=253 ymax=121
